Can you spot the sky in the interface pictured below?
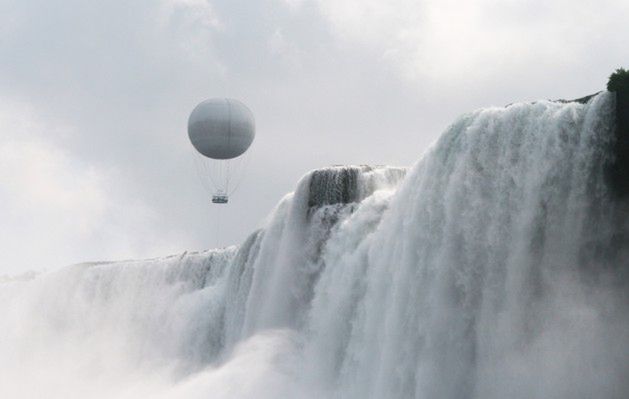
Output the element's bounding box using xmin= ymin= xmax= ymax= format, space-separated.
xmin=1 ymin=0 xmax=628 ymax=275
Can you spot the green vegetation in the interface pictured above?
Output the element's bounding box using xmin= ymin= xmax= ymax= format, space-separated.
xmin=607 ymin=68 xmax=629 ymax=92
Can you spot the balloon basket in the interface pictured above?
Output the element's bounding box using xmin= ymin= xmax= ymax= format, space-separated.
xmin=212 ymin=193 xmax=229 ymax=204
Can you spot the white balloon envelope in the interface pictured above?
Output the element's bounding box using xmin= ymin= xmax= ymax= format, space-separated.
xmin=188 ymin=98 xmax=255 ymax=160
xmin=187 ymin=98 xmax=255 ymax=203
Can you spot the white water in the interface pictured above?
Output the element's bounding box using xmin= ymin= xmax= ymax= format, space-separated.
xmin=2 ymin=93 xmax=628 ymax=398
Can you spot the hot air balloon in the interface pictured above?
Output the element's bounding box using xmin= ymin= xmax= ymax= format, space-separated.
xmin=188 ymin=98 xmax=255 ymax=204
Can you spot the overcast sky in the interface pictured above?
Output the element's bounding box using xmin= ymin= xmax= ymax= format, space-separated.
xmin=1 ymin=0 xmax=628 ymax=275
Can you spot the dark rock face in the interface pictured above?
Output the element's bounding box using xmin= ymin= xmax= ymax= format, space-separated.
xmin=603 ymin=68 xmax=629 ymax=197
xmin=608 ymin=83 xmax=629 ymax=198
xmin=306 ymin=165 xmax=406 ymax=209
xmin=308 ymin=166 xmax=361 ymax=208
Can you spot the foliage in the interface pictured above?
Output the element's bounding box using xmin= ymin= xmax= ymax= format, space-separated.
xmin=607 ymin=68 xmax=629 ymax=92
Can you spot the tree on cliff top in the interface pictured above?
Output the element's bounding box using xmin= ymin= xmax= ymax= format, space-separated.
xmin=607 ymin=68 xmax=629 ymax=92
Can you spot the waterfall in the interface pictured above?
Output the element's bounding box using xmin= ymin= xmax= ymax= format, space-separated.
xmin=1 ymin=93 xmax=627 ymax=399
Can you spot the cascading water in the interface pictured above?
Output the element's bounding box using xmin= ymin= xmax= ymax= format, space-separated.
xmin=1 ymin=92 xmax=627 ymax=399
